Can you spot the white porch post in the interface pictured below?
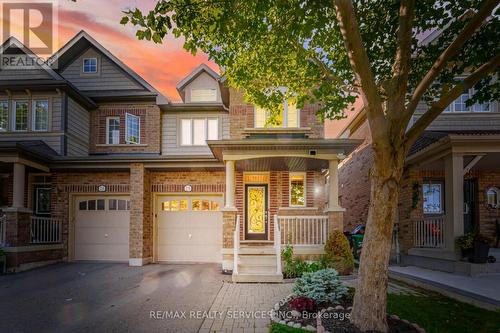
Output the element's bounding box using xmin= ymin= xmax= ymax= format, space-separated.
xmin=12 ymin=162 xmax=26 ymax=209
xmin=225 ymin=160 xmax=236 ymax=209
xmin=444 ymin=153 xmax=464 ymax=254
xmin=327 ymin=159 xmax=341 ymax=211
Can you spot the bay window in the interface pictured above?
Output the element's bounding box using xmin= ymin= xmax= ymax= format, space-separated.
xmin=13 ymin=101 xmax=28 ymax=131
xmin=32 ymin=99 xmax=49 ymax=131
xmin=106 ymin=117 xmax=120 ymax=144
xmin=290 ymin=173 xmax=306 ymax=207
xmin=180 ymin=118 xmax=219 ymax=146
xmin=254 ymin=99 xmax=300 ymax=128
xmin=423 ymin=181 xmax=444 ymax=214
xmin=125 ymin=113 xmax=140 ymax=144
xmin=0 ymin=100 xmax=8 ymax=131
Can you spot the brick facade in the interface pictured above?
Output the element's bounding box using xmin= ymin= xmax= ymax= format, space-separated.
xmin=89 ymin=103 xmax=161 ymax=154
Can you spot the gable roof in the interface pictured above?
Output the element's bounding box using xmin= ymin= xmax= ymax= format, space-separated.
xmin=176 ymin=63 xmax=220 ymax=100
xmin=0 ymin=36 xmax=65 ymax=82
xmin=51 ymin=30 xmax=170 ymax=104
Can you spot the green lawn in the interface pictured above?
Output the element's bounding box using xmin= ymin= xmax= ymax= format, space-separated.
xmin=270 ymin=293 xmax=500 ymax=333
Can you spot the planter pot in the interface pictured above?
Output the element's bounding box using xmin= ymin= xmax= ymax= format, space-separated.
xmin=461 ymin=248 xmax=473 ymax=260
xmin=469 ymin=242 xmax=490 ymax=264
xmin=0 ymin=255 xmax=6 ymax=274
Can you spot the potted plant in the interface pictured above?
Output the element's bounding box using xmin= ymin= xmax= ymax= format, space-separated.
xmin=456 ymin=233 xmax=474 ymax=259
xmin=0 ymin=248 xmax=6 ymax=274
xmin=470 ymin=234 xmax=492 ymax=264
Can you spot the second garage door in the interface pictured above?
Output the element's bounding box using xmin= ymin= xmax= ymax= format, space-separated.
xmin=157 ymin=194 xmax=223 ymax=263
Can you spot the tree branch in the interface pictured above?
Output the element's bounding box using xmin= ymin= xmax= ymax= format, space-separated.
xmin=333 ymin=0 xmax=386 ymax=140
xmin=388 ymin=0 xmax=415 ymax=120
xmin=403 ymin=0 xmax=498 ymax=125
xmin=405 ymin=53 xmax=500 ymax=149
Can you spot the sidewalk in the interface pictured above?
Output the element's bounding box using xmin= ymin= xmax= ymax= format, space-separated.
xmin=389 ymin=265 xmax=500 ymax=310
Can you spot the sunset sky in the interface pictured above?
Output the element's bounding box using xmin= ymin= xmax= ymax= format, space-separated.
xmin=1 ymin=0 xmax=219 ymax=101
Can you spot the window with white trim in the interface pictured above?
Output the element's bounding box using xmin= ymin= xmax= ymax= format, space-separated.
xmin=0 ymin=100 xmax=8 ymax=131
xmin=444 ymin=88 xmax=492 ymax=112
xmin=255 ymin=99 xmax=300 ymax=128
xmin=180 ymin=118 xmax=219 ymax=146
xmin=32 ymin=99 xmax=49 ymax=131
xmin=191 ymin=88 xmax=217 ymax=102
xmin=423 ymin=181 xmax=444 ymax=214
xmin=125 ymin=113 xmax=140 ymax=144
xmin=83 ymin=58 xmax=97 ymax=73
xmin=13 ymin=101 xmax=28 ymax=131
xmin=106 ymin=117 xmax=120 ymax=144
xmin=289 ymin=173 xmax=306 ymax=207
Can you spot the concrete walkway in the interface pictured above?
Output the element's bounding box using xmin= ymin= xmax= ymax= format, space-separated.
xmin=389 ymin=265 xmax=500 ymax=310
xmin=199 ymin=282 xmax=292 ymax=333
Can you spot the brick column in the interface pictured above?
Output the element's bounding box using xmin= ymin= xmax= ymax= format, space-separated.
xmin=325 ymin=158 xmax=345 ymax=232
xmin=326 ymin=211 xmax=344 ymax=232
xmin=129 ymin=163 xmax=152 ymax=266
xmin=221 ymin=209 xmax=237 ymax=272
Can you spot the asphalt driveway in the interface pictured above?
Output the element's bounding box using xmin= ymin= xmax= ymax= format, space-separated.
xmin=0 ymin=262 xmax=228 ymax=333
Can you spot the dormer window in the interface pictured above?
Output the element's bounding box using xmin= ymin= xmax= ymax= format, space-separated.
xmin=83 ymin=58 xmax=97 ymax=73
xmin=255 ymin=100 xmax=299 ymax=128
xmin=191 ymin=88 xmax=217 ymax=102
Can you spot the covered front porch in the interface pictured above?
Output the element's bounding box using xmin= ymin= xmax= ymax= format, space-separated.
xmin=399 ymin=132 xmax=500 ymax=275
xmin=208 ymin=138 xmax=360 ymax=282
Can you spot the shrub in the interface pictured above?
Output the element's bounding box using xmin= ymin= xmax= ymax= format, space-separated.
xmin=281 ymin=244 xmax=328 ymax=278
xmin=292 ymin=268 xmax=348 ymax=304
xmin=288 ymin=296 xmax=317 ymax=313
xmin=456 ymin=232 xmax=474 ymax=250
xmin=324 ymin=230 xmax=354 ymax=275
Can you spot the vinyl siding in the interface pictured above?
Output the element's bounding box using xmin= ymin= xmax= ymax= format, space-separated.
xmin=161 ymin=112 xmax=229 ymax=156
xmin=0 ymin=134 xmax=62 ymax=155
xmin=60 ymin=47 xmax=143 ymax=91
xmin=184 ymin=72 xmax=222 ymax=103
xmin=66 ymin=97 xmax=90 ymax=156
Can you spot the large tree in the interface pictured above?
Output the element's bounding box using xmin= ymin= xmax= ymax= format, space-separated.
xmin=122 ymin=1 xmax=499 ymax=331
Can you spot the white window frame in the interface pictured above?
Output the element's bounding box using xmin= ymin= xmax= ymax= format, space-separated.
xmin=106 ymin=116 xmax=120 ymax=144
xmin=254 ymin=100 xmax=300 ymax=128
xmin=12 ymin=100 xmax=29 ymax=132
xmin=190 ymin=88 xmax=217 ymax=102
xmin=289 ymin=172 xmax=307 ymax=207
xmin=82 ymin=57 xmax=98 ymax=73
xmin=32 ymin=99 xmax=49 ymax=132
xmin=179 ymin=117 xmax=219 ymax=146
xmin=0 ymin=100 xmax=8 ymax=131
xmin=444 ymin=88 xmax=492 ymax=113
xmin=125 ymin=113 xmax=140 ymax=144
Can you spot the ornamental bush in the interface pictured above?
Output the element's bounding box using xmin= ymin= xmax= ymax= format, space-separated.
xmin=292 ymin=268 xmax=348 ymax=304
xmin=324 ymin=230 xmax=354 ymax=275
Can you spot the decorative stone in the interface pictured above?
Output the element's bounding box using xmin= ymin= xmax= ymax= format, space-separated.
xmin=389 ymin=314 xmax=400 ymax=320
xmin=293 ymin=323 xmax=302 ymax=329
xmin=401 ymin=319 xmax=410 ymax=324
xmin=347 ymin=306 xmax=353 ymax=311
xmin=321 ymin=308 xmax=327 ymax=314
xmin=287 ymin=321 xmax=295 ymax=327
xmin=279 ymin=299 xmax=286 ymax=306
xmin=334 ymin=305 xmax=344 ymax=310
xmin=279 ymin=320 xmax=287 ymax=325
xmin=305 ymin=325 xmax=316 ymax=331
xmin=327 ymin=307 xmax=334 ymax=311
xmin=274 ymin=303 xmax=280 ymax=310
xmin=290 ymin=310 xmax=301 ymax=318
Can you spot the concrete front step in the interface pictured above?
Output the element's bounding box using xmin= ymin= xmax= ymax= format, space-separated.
xmin=239 ymin=265 xmax=277 ymax=274
xmin=239 ymin=246 xmax=275 ymax=255
xmin=232 ymin=273 xmax=283 ymax=283
xmin=239 ymin=254 xmax=277 ymax=266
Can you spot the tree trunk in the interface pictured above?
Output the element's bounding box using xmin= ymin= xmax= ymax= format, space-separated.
xmin=350 ymin=148 xmax=405 ymax=332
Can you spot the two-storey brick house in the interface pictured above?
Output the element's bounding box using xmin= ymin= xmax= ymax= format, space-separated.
xmin=0 ymin=31 xmax=361 ymax=281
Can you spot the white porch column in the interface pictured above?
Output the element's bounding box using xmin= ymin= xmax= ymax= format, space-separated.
xmin=12 ymin=162 xmax=25 ymax=208
xmin=444 ymin=153 xmax=463 ymax=253
xmin=327 ymin=159 xmax=342 ymax=211
xmin=225 ymin=160 xmax=236 ymax=209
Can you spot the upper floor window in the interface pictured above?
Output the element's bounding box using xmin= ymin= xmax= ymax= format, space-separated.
xmin=125 ymin=113 xmax=140 ymax=144
xmin=83 ymin=58 xmax=97 ymax=73
xmin=289 ymin=173 xmax=306 ymax=207
xmin=255 ymin=100 xmax=299 ymax=128
xmin=13 ymin=101 xmax=28 ymax=131
xmin=444 ymin=89 xmax=492 ymax=112
xmin=32 ymin=100 xmax=48 ymax=131
xmin=191 ymin=88 xmax=217 ymax=102
xmin=180 ymin=118 xmax=219 ymax=146
xmin=0 ymin=100 xmax=8 ymax=131
xmin=423 ymin=181 xmax=444 ymax=214
xmin=106 ymin=117 xmax=120 ymax=144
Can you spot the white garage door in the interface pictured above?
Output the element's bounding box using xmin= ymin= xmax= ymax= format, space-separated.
xmin=157 ymin=194 xmax=223 ymax=263
xmin=74 ymin=195 xmax=130 ymax=261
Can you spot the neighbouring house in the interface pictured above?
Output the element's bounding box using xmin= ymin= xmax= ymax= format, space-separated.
xmin=336 ymin=78 xmax=500 ymax=277
xmin=0 ymin=31 xmax=361 ymax=282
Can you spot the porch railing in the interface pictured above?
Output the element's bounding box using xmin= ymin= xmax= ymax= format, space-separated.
xmin=413 ymin=216 xmax=445 ymax=248
xmin=30 ymin=216 xmax=62 ymax=244
xmin=278 ymin=215 xmax=329 ymax=246
xmin=0 ymin=214 xmax=6 ymax=246
xmin=233 ymin=215 xmax=240 ymax=275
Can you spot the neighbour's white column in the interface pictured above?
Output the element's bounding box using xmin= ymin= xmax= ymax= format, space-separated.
xmin=225 ymin=160 xmax=236 ymax=209
xmin=444 ymin=153 xmax=464 ymax=253
xmin=328 ymin=159 xmax=340 ymax=210
xmin=12 ymin=162 xmax=25 ymax=208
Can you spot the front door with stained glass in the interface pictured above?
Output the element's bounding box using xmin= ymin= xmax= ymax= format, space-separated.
xmin=245 ymin=184 xmax=268 ymax=240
